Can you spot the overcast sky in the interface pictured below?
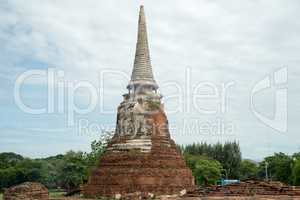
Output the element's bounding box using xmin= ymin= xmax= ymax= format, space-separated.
xmin=0 ymin=0 xmax=299 ymax=160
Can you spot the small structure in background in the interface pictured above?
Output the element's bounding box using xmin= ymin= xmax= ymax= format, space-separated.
xmin=4 ymin=182 xmax=49 ymax=200
xmin=220 ymin=179 xmax=240 ymax=186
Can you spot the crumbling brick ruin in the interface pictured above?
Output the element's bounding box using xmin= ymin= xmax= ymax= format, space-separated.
xmin=82 ymin=5 xmax=195 ymax=198
xmin=185 ymin=180 xmax=300 ymax=197
xmin=4 ymin=182 xmax=49 ymax=200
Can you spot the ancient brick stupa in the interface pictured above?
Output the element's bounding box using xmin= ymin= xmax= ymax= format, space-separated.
xmin=83 ymin=6 xmax=195 ymax=198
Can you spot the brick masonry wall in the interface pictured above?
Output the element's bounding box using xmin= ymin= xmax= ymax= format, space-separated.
xmin=4 ymin=182 xmax=49 ymax=200
xmin=82 ymin=107 xmax=195 ymax=198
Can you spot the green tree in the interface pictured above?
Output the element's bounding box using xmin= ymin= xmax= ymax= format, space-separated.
xmin=0 ymin=158 xmax=43 ymax=191
xmin=258 ymin=152 xmax=293 ymax=184
xmin=38 ymin=155 xmax=64 ymax=189
xmin=293 ymin=153 xmax=300 ymax=160
xmin=222 ymin=142 xmax=241 ymax=179
xmin=292 ymin=159 xmax=300 ymax=185
xmin=57 ymin=151 xmax=88 ymax=192
xmin=184 ymin=154 xmax=223 ymax=186
xmin=16 ymin=159 xmax=43 ymax=181
xmin=183 ymin=142 xmax=241 ymax=179
xmin=86 ymin=131 xmax=112 ymax=167
xmin=239 ymin=159 xmax=258 ymax=180
xmin=0 ymin=152 xmax=24 ymax=169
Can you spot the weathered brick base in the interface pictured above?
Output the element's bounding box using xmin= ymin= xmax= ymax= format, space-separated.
xmin=83 ymin=149 xmax=195 ymax=197
xmin=83 ymin=110 xmax=195 ymax=198
xmin=4 ymin=182 xmax=49 ymax=200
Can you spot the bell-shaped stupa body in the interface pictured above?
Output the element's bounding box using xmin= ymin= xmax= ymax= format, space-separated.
xmin=83 ymin=6 xmax=195 ymax=198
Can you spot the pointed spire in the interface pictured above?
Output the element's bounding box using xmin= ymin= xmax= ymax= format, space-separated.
xmin=128 ymin=5 xmax=158 ymax=89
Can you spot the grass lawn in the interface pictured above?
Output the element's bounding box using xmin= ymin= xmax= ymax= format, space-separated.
xmin=0 ymin=193 xmax=3 ymax=200
xmin=49 ymin=191 xmax=66 ymax=198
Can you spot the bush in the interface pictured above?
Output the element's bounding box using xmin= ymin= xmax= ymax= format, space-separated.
xmin=240 ymin=159 xmax=258 ymax=180
xmin=146 ymin=100 xmax=160 ymax=110
xmin=184 ymin=154 xmax=222 ymax=186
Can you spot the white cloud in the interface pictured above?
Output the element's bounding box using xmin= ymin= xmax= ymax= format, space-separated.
xmin=0 ymin=0 xmax=300 ymax=159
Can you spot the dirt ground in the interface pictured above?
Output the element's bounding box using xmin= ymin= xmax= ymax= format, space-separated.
xmin=181 ymin=197 xmax=300 ymax=200
xmin=51 ymin=196 xmax=300 ymax=200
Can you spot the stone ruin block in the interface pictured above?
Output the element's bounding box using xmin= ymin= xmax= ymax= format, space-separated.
xmin=4 ymin=182 xmax=49 ymax=200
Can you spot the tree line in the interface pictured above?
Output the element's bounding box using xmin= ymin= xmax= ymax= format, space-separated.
xmin=1 ymin=140 xmax=300 ymax=192
xmin=182 ymin=142 xmax=300 ymax=186
xmin=0 ymin=138 xmax=109 ymax=192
